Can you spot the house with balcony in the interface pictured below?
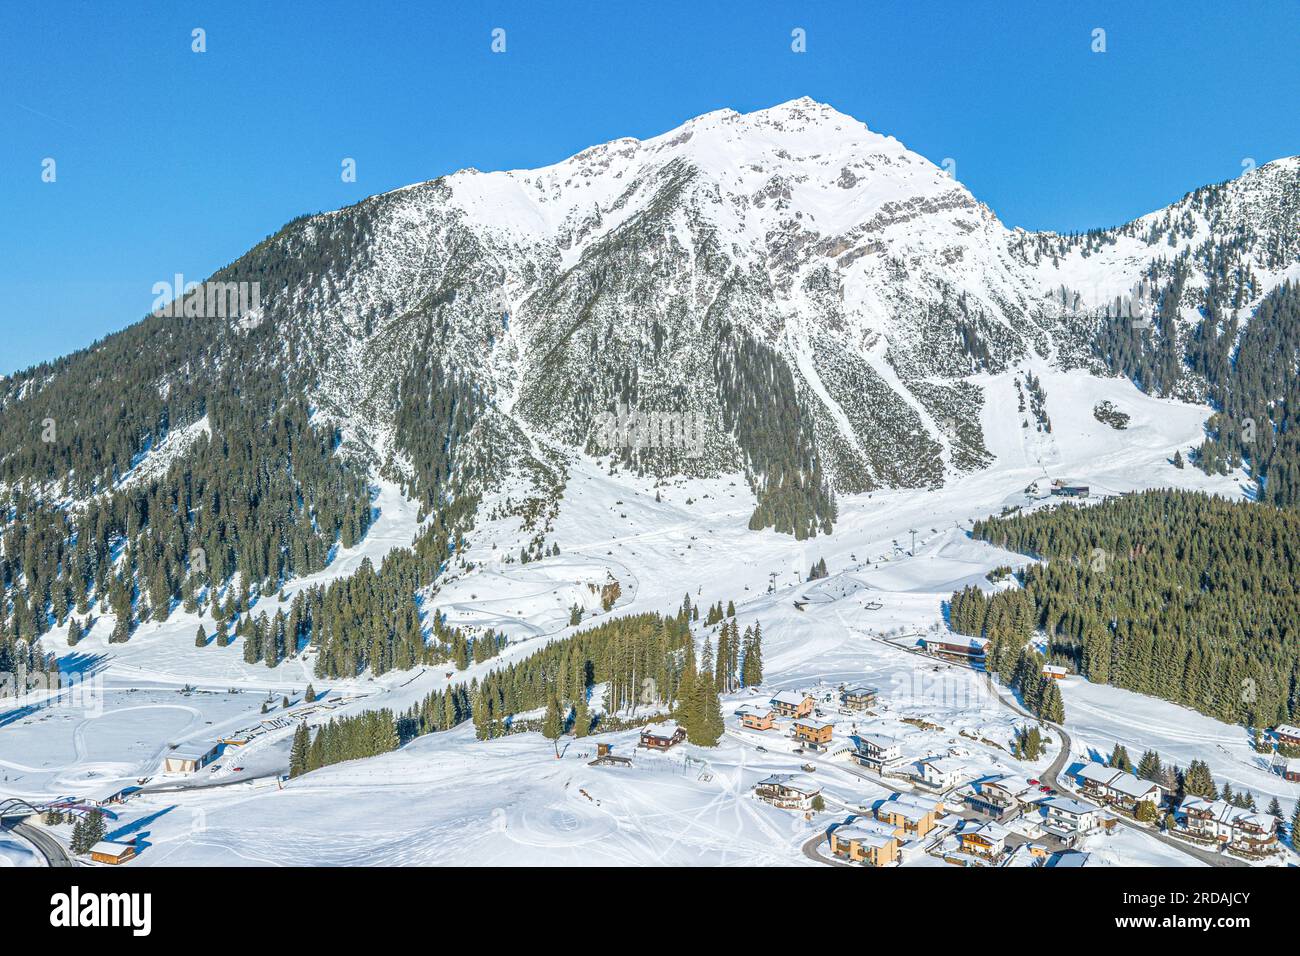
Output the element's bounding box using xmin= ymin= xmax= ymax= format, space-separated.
xmin=1073 ymin=762 xmax=1163 ymax=811
xmin=737 ymin=704 xmax=775 ymax=731
xmin=853 ymin=733 xmax=905 ymax=772
xmin=840 ymin=686 xmax=879 ymax=712
xmin=754 ymin=774 xmax=822 ymax=812
xmin=1273 ymin=724 xmax=1300 ymax=749
xmin=1179 ymin=797 xmax=1279 ymax=855
xmin=1040 ymin=796 xmax=1103 ymax=841
xmin=770 ymin=690 xmax=815 ymax=718
xmin=830 ymin=818 xmax=902 ymax=866
xmin=957 ymin=821 xmax=1010 ymax=861
xmin=874 ymin=796 xmax=937 ymax=839
xmin=791 ymin=716 xmax=834 ymax=749
xmin=962 ymin=776 xmax=1037 ymax=821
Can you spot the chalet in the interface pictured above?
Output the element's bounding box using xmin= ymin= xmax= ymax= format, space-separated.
xmin=163 ymin=741 xmax=220 ymax=774
xmin=1179 ymin=797 xmax=1278 ymax=854
xmin=957 ymin=821 xmax=1009 ymax=860
xmin=1074 ymin=762 xmax=1163 ymax=810
xmin=830 ymin=820 xmax=901 ymax=866
xmin=853 ymin=733 xmax=904 ymax=772
xmin=1040 ymin=796 xmax=1102 ymax=838
xmin=639 ymin=722 xmax=686 ymax=750
xmin=875 ymin=796 xmax=937 ymax=838
xmin=1050 ymin=479 xmax=1089 ymax=497
xmin=737 ymin=705 xmax=775 ymax=731
xmin=1048 ymin=850 xmax=1094 ymax=868
xmin=840 ymin=686 xmax=879 ymax=712
xmin=921 ymin=635 xmax=988 ymax=664
xmin=1041 ymin=664 xmax=1068 ymax=681
xmin=1273 ymin=724 xmax=1300 ymax=748
xmin=963 ymin=776 xmax=1034 ymax=821
xmin=792 ymin=717 xmax=834 ymax=749
xmin=89 ymin=841 xmax=136 ymax=865
xmin=915 ymin=756 xmax=968 ymax=791
xmin=770 ymin=690 xmax=815 ymax=718
xmin=754 ymin=774 xmax=822 ymax=812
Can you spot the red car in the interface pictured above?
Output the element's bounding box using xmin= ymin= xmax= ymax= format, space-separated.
xmin=232 ymin=766 xmax=245 ymax=773
xmin=1028 ymin=778 xmax=1040 ymax=786
xmin=1039 ymin=785 xmax=1051 ymax=792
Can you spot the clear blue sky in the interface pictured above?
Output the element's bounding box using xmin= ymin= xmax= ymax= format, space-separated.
xmin=3 ymin=0 xmax=1297 ymax=375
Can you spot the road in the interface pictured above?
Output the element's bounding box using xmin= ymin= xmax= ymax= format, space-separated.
xmin=10 ymin=821 xmax=76 ymax=867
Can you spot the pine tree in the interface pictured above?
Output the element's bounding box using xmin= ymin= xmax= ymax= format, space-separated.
xmin=195 ymin=624 xmax=207 ymax=648
xmin=542 ymin=695 xmax=563 ymax=756
xmin=1109 ymin=743 xmax=1132 ymax=771
xmin=288 ymin=722 xmax=310 ymax=778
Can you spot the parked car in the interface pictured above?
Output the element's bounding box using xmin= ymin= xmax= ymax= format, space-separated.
xmin=755 ymin=746 xmax=767 ymax=753
xmin=1028 ymin=778 xmax=1040 ymax=786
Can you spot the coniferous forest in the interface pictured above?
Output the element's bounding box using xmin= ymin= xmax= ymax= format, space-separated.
xmin=958 ymin=490 xmax=1300 ymax=728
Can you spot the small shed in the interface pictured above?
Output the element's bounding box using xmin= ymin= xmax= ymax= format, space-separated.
xmin=89 ymin=841 xmax=136 ymax=865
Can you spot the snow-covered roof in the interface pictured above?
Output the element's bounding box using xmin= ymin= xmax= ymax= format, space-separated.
xmin=923 ymin=635 xmax=989 ymax=650
xmin=877 ymin=801 xmax=928 ymax=822
xmin=1042 ymin=796 xmax=1100 ymax=816
xmin=756 ymin=773 xmax=820 ymax=795
xmin=1179 ymin=797 xmax=1276 ymax=831
xmin=1050 ymin=851 xmax=1092 ymax=867
xmin=167 ymin=742 xmax=218 ymax=760
xmin=1106 ymin=772 xmax=1160 ymax=799
xmin=857 ymin=733 xmax=900 ymax=750
xmin=963 ymin=821 xmax=1010 ymax=842
xmin=1075 ymin=762 xmax=1119 ymax=785
xmin=771 ymin=690 xmax=811 ymax=706
xmin=842 ymin=686 xmax=878 ymax=697
xmin=1274 ymin=723 xmax=1300 ymax=738
xmin=892 ymin=792 xmax=942 ymax=812
xmin=920 ymin=756 xmax=967 ymax=774
xmin=793 ymin=717 xmax=834 ymax=731
xmin=1042 ymin=665 xmax=1067 ymax=676
xmin=641 ymin=721 xmax=682 ymax=738
xmin=89 ymin=841 xmax=133 ymax=857
xmin=834 ymin=827 xmax=892 ymax=850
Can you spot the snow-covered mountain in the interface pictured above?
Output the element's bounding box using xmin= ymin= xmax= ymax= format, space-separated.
xmin=6 ymin=99 xmax=1298 ymax=532
xmin=218 ymin=99 xmax=1293 ymax=518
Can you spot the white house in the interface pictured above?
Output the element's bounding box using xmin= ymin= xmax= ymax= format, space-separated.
xmin=754 ymin=773 xmax=822 ymax=811
xmin=853 ymin=733 xmax=904 ymax=771
xmin=1074 ymin=762 xmax=1163 ymax=810
xmin=1040 ymin=796 xmax=1103 ymax=837
xmin=916 ymin=756 xmax=969 ymax=791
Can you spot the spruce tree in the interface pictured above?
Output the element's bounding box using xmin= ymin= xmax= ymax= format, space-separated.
xmin=288 ymin=723 xmax=310 ymax=778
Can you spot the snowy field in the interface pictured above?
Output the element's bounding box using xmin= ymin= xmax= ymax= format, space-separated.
xmin=3 ymin=367 xmax=1291 ymax=866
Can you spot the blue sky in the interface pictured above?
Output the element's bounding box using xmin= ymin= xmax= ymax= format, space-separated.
xmin=2 ymin=1 xmax=1297 ymax=375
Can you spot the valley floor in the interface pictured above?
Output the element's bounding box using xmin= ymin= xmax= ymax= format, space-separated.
xmin=4 ymin=368 xmax=1296 ymax=867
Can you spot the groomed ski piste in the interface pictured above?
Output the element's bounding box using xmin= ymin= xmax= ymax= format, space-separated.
xmin=3 ymin=366 xmax=1297 ymax=867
